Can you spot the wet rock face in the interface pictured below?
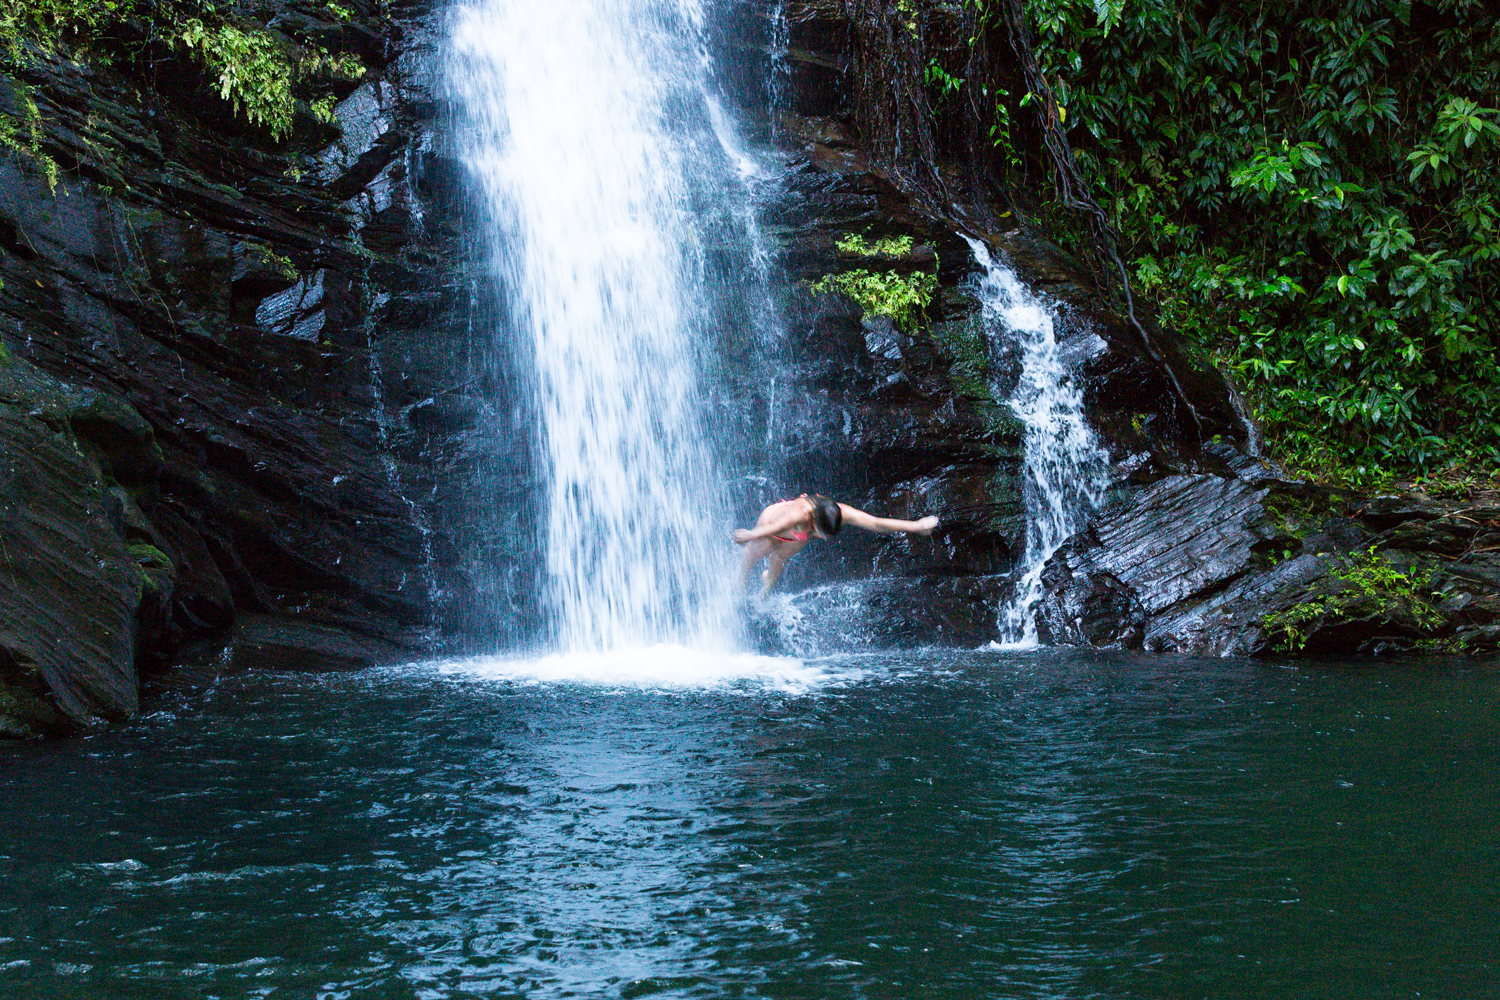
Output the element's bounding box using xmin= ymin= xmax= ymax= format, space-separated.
xmin=1032 ymin=472 xmax=1500 ymax=657
xmin=1033 ymin=541 xmax=1145 ymax=650
xmin=732 ymin=113 xmax=1031 ymax=593
xmin=0 ymin=360 xmax=161 ymax=732
xmin=717 ymin=1 xmax=1256 ymax=647
xmin=0 ymin=0 xmax=519 ymax=734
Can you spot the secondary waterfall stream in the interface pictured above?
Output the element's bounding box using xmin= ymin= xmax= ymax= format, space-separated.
xmin=968 ymin=240 xmax=1109 ymax=646
xmin=447 ymin=0 xmax=756 ymax=652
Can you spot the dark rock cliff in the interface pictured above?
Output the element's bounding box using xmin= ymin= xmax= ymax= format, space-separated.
xmin=0 ymin=0 xmax=521 ymax=736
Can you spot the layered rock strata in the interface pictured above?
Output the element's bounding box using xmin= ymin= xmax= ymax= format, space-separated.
xmin=0 ymin=0 xmax=523 ymax=736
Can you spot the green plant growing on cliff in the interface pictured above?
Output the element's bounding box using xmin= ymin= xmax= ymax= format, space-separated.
xmin=2 ymin=0 xmax=366 ymax=153
xmin=1262 ymin=546 xmax=1444 ymax=651
xmin=310 ymin=93 xmax=337 ymax=124
xmin=896 ymin=0 xmax=920 ymax=37
xmin=0 ymin=84 xmax=57 ymax=190
xmin=815 ymin=230 xmax=938 ymax=330
xmin=246 ymin=244 xmax=298 ymax=281
xmin=176 ymin=19 xmax=295 ymax=137
xmin=811 ymin=268 xmax=938 ymax=331
xmin=171 ymin=24 xmax=365 ymax=139
xmin=837 ymin=233 xmax=916 ymax=258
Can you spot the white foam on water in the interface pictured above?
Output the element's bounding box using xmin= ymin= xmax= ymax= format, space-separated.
xmin=412 ymin=645 xmax=864 ymax=695
xmin=981 ymin=638 xmax=1066 ymax=656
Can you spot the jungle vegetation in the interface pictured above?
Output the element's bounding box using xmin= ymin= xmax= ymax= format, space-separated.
xmin=972 ymin=0 xmax=1499 ymax=487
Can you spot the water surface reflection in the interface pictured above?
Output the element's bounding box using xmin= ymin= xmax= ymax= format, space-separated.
xmin=1 ymin=649 xmax=1497 ymax=999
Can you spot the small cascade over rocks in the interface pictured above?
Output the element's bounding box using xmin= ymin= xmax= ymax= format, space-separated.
xmin=447 ymin=0 xmax=767 ymax=653
xmin=966 ymin=239 xmax=1110 ymax=647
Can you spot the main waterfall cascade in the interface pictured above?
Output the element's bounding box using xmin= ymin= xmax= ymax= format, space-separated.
xmin=967 ymin=240 xmax=1111 ymax=647
xmin=447 ymin=0 xmax=775 ymax=653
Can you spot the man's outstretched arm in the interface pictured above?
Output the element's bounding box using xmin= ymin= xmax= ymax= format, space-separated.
xmin=838 ymin=504 xmax=939 ymax=535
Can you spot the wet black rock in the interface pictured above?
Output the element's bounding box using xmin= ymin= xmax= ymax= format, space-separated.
xmin=0 ymin=1 xmax=515 ymax=735
xmin=1033 ymin=473 xmax=1500 ymax=657
xmin=1033 ymin=541 xmax=1146 ymax=650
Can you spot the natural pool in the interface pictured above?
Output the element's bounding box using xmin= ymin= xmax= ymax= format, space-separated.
xmin=2 ymin=648 xmax=1497 ymax=999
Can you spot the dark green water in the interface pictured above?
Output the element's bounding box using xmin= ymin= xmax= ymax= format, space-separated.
xmin=2 ymin=648 xmax=1497 ymax=999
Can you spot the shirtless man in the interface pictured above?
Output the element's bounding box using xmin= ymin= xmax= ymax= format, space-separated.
xmin=732 ymin=493 xmax=940 ymax=594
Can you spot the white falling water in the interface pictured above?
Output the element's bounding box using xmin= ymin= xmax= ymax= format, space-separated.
xmin=966 ymin=239 xmax=1110 ymax=647
xmin=447 ymin=0 xmax=747 ymax=652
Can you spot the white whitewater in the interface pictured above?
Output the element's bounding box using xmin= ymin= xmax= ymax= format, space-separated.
xmin=966 ymin=239 xmax=1110 ymax=646
xmin=447 ymin=0 xmax=750 ymax=652
xmin=419 ymin=645 xmax=854 ymax=696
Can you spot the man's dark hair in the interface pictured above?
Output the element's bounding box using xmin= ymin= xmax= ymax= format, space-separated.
xmin=811 ymin=495 xmax=842 ymax=536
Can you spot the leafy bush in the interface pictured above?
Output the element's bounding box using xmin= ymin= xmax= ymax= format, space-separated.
xmin=176 ymin=18 xmax=296 ymax=138
xmin=836 ymin=233 xmax=917 ymax=258
xmin=812 ymin=265 xmax=938 ymax=332
xmin=814 ymin=232 xmax=938 ymax=330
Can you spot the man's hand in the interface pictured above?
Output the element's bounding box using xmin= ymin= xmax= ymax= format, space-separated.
xmin=913 ymin=516 xmax=939 ymax=535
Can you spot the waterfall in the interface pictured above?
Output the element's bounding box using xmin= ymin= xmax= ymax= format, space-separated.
xmin=447 ymin=0 xmax=754 ymax=652
xmin=967 ymin=239 xmax=1110 ymax=647
xmin=768 ymin=0 xmax=792 ymax=126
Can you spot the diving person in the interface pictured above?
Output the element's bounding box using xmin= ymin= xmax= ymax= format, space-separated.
xmin=732 ymin=494 xmax=940 ymax=594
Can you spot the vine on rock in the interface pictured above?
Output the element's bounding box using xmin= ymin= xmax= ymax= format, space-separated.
xmin=1262 ymin=546 xmax=1445 ymax=651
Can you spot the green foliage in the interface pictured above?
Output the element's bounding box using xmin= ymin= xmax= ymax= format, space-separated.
xmin=815 ymin=231 xmax=939 ymax=330
xmin=172 ymin=18 xmax=364 ymax=140
xmin=0 ymin=0 xmax=130 ymax=56
xmin=176 ymin=18 xmax=295 ymax=138
xmin=972 ymin=0 xmax=1500 ymax=484
xmin=0 ymin=83 xmax=57 ymax=189
xmin=246 ymin=243 xmax=299 ymax=281
xmin=925 ymin=57 xmax=964 ymax=101
xmin=896 ymin=0 xmax=920 ymax=36
xmin=811 ymin=269 xmax=939 ymax=331
xmin=310 ymin=93 xmax=337 ymax=124
xmin=1 ymin=0 xmax=366 ymax=154
xmin=836 ymin=233 xmax=916 ymax=258
xmin=1262 ymin=546 xmax=1444 ymax=651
